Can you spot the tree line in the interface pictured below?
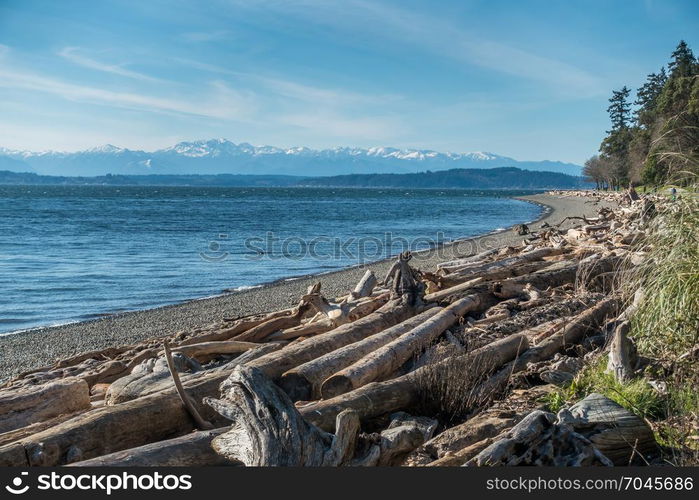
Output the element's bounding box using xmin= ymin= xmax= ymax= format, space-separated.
xmin=584 ymin=40 xmax=699 ymax=189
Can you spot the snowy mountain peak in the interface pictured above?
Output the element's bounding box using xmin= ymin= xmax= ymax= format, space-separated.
xmin=0 ymin=139 xmax=582 ymax=177
xmin=86 ymin=144 xmax=127 ymax=154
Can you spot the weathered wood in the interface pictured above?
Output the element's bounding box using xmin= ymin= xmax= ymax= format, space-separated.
xmin=376 ymin=412 xmax=437 ymax=466
xmin=106 ymin=343 xmax=282 ymax=405
xmin=164 ymin=342 xmax=214 ymax=430
xmin=176 ymin=310 xmax=293 ymax=346
xmin=426 ymin=438 xmax=493 ymax=466
xmin=409 ymin=411 xmax=518 ymax=465
xmin=234 ymin=302 xmax=310 ymax=342
xmin=606 ymin=320 xmax=637 ymax=381
xmin=70 ymin=428 xmax=235 ymax=466
xmin=279 ymin=307 xmax=442 ymax=401
xmin=442 ymin=247 xmax=561 ymax=280
xmin=205 ymin=366 xmax=361 ymax=466
xmin=171 ymin=340 xmax=260 ymax=362
xmin=558 ymin=393 xmax=657 ymax=465
xmin=437 ymin=248 xmax=499 ymax=270
xmin=0 ymin=378 xmax=91 ymax=434
xmin=423 ymin=278 xmax=482 ymax=303
xmin=247 ymin=299 xmax=417 ymax=380
xmin=300 ymin=334 xmax=528 ymax=432
xmin=351 ymin=269 xmax=377 ymax=299
xmin=470 ymin=298 xmax=619 ymax=402
xmin=321 ymin=294 xmax=494 ymax=399
xmin=0 ymin=345 xmax=283 ymax=466
xmin=466 ymin=410 xmax=613 ymax=466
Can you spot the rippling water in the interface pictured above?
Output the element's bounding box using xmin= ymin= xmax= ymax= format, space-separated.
xmin=0 ymin=186 xmax=541 ymax=333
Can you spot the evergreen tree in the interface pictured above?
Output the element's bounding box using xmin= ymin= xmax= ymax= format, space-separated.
xmin=668 ymin=40 xmax=697 ymax=78
xmin=634 ymin=67 xmax=667 ymax=128
xmin=600 ymin=87 xmax=633 ymax=188
xmin=606 ymin=86 xmax=632 ymax=132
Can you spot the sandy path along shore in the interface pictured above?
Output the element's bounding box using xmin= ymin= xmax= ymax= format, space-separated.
xmin=0 ymin=193 xmax=611 ymax=381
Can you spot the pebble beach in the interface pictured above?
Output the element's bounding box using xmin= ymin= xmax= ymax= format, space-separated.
xmin=0 ymin=193 xmax=609 ymax=381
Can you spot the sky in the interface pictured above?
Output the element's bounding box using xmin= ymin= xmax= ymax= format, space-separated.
xmin=0 ymin=0 xmax=696 ymax=164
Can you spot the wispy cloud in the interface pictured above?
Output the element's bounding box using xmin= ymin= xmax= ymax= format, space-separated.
xmin=173 ymin=57 xmax=399 ymax=107
xmin=58 ymin=47 xmax=164 ymax=83
xmin=0 ymin=66 xmax=256 ymax=120
xmin=226 ymin=0 xmax=605 ymax=98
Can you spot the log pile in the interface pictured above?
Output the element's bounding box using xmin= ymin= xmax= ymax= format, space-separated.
xmin=0 ymin=190 xmax=662 ymax=467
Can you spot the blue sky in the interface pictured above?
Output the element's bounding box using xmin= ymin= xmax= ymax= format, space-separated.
xmin=0 ymin=0 xmax=696 ymax=164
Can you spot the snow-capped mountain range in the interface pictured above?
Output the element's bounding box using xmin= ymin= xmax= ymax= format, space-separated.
xmin=0 ymin=139 xmax=582 ymax=177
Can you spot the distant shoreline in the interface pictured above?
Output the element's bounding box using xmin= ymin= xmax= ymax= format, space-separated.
xmin=0 ymin=166 xmax=589 ymax=189
xmin=0 ymin=192 xmax=608 ymax=381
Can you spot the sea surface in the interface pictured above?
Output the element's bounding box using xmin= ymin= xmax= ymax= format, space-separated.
xmin=0 ymin=186 xmax=541 ymax=334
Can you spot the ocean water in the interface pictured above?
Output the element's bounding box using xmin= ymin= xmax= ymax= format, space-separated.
xmin=0 ymin=186 xmax=541 ymax=334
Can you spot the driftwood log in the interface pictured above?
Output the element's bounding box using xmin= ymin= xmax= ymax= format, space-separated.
xmin=320 ymin=294 xmax=493 ymax=399
xmin=247 ymin=299 xmax=418 ymax=380
xmin=205 ymin=366 xmax=362 ymax=466
xmin=300 ymin=334 xmax=529 ymax=432
xmin=557 ymin=393 xmax=657 ymax=465
xmin=70 ymin=428 xmax=236 ymax=466
xmin=279 ymin=307 xmax=441 ymax=401
xmin=0 ymin=378 xmax=90 ymax=434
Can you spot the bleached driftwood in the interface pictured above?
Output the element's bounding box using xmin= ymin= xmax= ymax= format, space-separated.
xmin=320 ymin=294 xmax=494 ymax=399
xmin=0 ymin=378 xmax=91 ymax=434
xmin=279 ymin=307 xmax=442 ymax=401
xmin=70 ymin=428 xmax=235 ymax=466
xmin=300 ymin=334 xmax=528 ymax=432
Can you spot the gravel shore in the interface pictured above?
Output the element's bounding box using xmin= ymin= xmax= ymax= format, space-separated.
xmin=0 ymin=193 xmax=609 ymax=381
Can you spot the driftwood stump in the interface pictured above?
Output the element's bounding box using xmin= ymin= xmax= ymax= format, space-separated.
xmin=205 ymin=366 xmax=363 ymax=466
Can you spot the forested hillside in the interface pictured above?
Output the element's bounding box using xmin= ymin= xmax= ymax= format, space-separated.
xmin=584 ymin=40 xmax=698 ymax=188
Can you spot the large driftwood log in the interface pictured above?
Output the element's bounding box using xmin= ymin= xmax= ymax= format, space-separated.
xmin=234 ymin=302 xmax=311 ymax=342
xmin=321 ymin=294 xmax=495 ymax=399
xmin=436 ymin=248 xmax=499 ymax=270
xmin=558 ymin=393 xmax=657 ymax=465
xmin=300 ymin=334 xmax=528 ymax=432
xmin=441 ymin=247 xmax=561 ymax=279
xmin=279 ymin=307 xmax=441 ymax=401
xmin=0 ymin=345 xmax=284 ymax=466
xmin=247 ymin=299 xmax=418 ymax=380
xmin=0 ymin=378 xmax=90 ymax=434
xmin=423 ymin=278 xmax=482 ymax=303
xmin=205 ymin=366 xmax=362 ymax=466
xmin=70 ymin=428 xmax=236 ymax=466
xmin=176 ymin=309 xmax=295 ymax=346
xmin=106 ymin=343 xmax=281 ymax=405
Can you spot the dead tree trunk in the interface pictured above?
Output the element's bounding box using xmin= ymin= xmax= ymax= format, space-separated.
xmin=0 ymin=378 xmax=90 ymax=434
xmin=279 ymin=307 xmax=442 ymax=401
xmin=321 ymin=294 xmax=494 ymax=399
xmin=247 ymin=299 xmax=418 ymax=381
xmin=205 ymin=366 xmax=361 ymax=466
xmin=300 ymin=334 xmax=528 ymax=432
xmin=70 ymin=428 xmax=235 ymax=466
